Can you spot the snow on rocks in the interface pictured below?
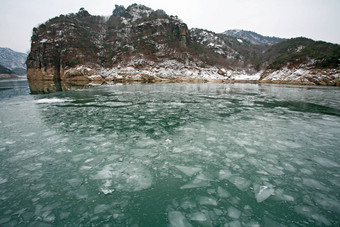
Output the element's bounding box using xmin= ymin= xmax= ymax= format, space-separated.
xmin=60 ymin=62 xmax=339 ymax=86
xmin=260 ymin=67 xmax=340 ymax=86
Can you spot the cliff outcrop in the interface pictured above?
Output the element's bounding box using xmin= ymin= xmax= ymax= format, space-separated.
xmin=27 ymin=4 xmax=340 ymax=85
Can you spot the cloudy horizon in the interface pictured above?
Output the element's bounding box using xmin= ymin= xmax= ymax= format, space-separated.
xmin=0 ymin=0 xmax=339 ymax=53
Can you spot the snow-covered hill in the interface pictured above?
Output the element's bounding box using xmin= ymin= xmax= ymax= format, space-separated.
xmin=222 ymin=29 xmax=285 ymax=46
xmin=0 ymin=47 xmax=27 ymax=75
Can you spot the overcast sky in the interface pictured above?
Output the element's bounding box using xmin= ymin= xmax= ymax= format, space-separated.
xmin=0 ymin=0 xmax=339 ymax=53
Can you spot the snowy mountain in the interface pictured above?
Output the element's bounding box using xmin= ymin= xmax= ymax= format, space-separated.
xmin=0 ymin=47 xmax=27 ymax=75
xmin=222 ymin=29 xmax=286 ymax=46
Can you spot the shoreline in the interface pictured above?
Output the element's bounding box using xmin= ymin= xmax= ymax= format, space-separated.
xmin=27 ymin=64 xmax=340 ymax=86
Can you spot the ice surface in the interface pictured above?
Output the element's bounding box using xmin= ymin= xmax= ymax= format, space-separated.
xmin=253 ymin=184 xmax=275 ymax=203
xmin=229 ymin=176 xmax=251 ymax=191
xmin=168 ymin=211 xmax=192 ymax=227
xmin=1 ymin=83 xmax=340 ymax=226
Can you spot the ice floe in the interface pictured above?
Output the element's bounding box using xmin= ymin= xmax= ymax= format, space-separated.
xmin=253 ymin=184 xmax=275 ymax=203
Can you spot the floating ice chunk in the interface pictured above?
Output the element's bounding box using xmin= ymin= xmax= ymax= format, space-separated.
xmin=214 ymin=208 xmax=223 ymax=216
xmin=40 ymin=39 xmax=48 ymax=43
xmin=92 ymin=165 xmax=113 ymax=179
xmin=224 ymin=220 xmax=241 ymax=227
xmin=175 ymin=165 xmax=202 ymax=177
xmin=300 ymin=168 xmax=313 ymax=175
xmin=229 ymin=176 xmax=251 ymax=191
xmin=244 ymin=220 xmax=260 ymax=227
xmin=190 ymin=212 xmax=207 ymax=222
xmin=5 ymin=140 xmax=16 ymax=145
xmin=101 ymin=179 xmax=115 ymax=194
xmin=313 ymin=157 xmax=340 ymax=168
xmin=274 ymin=189 xmax=294 ymax=202
xmin=253 ymin=184 xmax=275 ymax=203
xmin=217 ymin=186 xmax=230 ymax=198
xmin=228 ymin=206 xmax=241 ymax=219
xmin=281 ymin=162 xmax=296 ymax=172
xmin=168 ymin=211 xmax=193 ymax=227
xmin=218 ymin=169 xmax=233 ymax=180
xmin=180 ymin=173 xmax=212 ymax=189
xmin=256 ymin=170 xmax=269 ymax=175
xmin=195 ymin=173 xmax=214 ymax=181
xmin=198 ymin=196 xmax=217 ymax=206
xmin=245 ymin=147 xmax=257 ymax=154
xmin=0 ymin=176 xmax=8 ymax=184
xmin=85 ymin=158 xmax=94 ymax=163
xmin=101 ymin=188 xmax=114 ymax=194
xmin=79 ymin=166 xmax=92 ymax=171
xmin=181 ymin=200 xmax=197 ymax=210
xmin=302 ymin=178 xmax=328 ymax=191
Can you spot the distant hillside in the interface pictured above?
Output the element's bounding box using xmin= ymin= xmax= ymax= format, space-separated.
xmin=222 ymin=29 xmax=286 ymax=46
xmin=0 ymin=64 xmax=14 ymax=74
xmin=0 ymin=47 xmax=27 ymax=75
xmin=263 ymin=37 xmax=340 ymax=69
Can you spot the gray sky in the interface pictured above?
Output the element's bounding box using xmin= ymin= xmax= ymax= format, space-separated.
xmin=0 ymin=0 xmax=339 ymax=53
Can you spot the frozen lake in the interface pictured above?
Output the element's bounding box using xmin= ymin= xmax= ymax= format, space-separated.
xmin=1 ymin=79 xmax=340 ymax=226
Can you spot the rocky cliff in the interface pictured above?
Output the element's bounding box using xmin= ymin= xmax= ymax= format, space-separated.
xmin=27 ymin=4 xmax=340 ymax=85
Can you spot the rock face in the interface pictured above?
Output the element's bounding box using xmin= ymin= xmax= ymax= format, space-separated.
xmin=27 ymin=4 xmax=340 ymax=85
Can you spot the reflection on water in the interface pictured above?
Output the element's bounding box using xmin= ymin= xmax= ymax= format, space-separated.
xmin=28 ymin=80 xmax=105 ymax=94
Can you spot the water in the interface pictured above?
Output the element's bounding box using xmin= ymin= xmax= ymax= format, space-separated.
xmin=1 ymin=79 xmax=340 ymax=226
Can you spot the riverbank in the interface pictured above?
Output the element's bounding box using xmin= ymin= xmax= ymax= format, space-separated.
xmin=27 ymin=64 xmax=340 ymax=86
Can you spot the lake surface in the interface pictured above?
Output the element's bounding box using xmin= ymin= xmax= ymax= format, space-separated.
xmin=1 ymin=79 xmax=340 ymax=226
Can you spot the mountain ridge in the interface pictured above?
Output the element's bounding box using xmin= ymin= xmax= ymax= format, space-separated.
xmin=222 ymin=29 xmax=286 ymax=46
xmin=26 ymin=4 xmax=339 ymax=85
